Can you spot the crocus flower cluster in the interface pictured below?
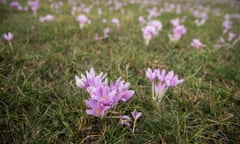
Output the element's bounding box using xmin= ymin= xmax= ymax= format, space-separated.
xmin=141 ymin=20 xmax=162 ymax=45
xmin=146 ymin=68 xmax=184 ymax=103
xmin=76 ymin=14 xmax=91 ymax=29
xmin=168 ymin=25 xmax=186 ymax=42
xmin=215 ymin=14 xmax=238 ymax=48
xmin=75 ymin=68 xmax=134 ymax=117
xmin=190 ymin=39 xmax=205 ymax=49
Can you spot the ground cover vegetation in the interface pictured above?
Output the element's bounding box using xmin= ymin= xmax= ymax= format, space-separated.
xmin=0 ymin=0 xmax=240 ymax=143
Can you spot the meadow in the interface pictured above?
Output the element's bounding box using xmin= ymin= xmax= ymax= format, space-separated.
xmin=0 ymin=0 xmax=240 ymax=143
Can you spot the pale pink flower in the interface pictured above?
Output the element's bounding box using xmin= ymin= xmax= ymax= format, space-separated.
xmin=2 ymin=32 xmax=13 ymax=42
xmin=28 ymin=0 xmax=39 ymax=15
xmin=76 ymin=14 xmax=90 ymax=29
xmin=147 ymin=20 xmax=162 ymax=32
xmin=111 ymin=18 xmax=120 ymax=28
xmin=142 ymin=25 xmax=158 ymax=45
xmin=228 ymin=32 xmax=236 ymax=41
xmin=131 ymin=109 xmax=142 ymax=121
xmin=39 ymin=14 xmax=55 ymax=22
xmin=173 ymin=25 xmax=186 ymax=36
xmin=190 ymin=39 xmax=205 ymax=49
xmin=103 ymin=28 xmax=110 ymax=38
xmin=10 ymin=1 xmax=21 ymax=9
xmin=170 ymin=18 xmax=180 ymax=27
xmin=138 ymin=16 xmax=146 ymax=24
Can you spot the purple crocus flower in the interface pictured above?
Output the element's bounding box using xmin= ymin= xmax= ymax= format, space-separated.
xmin=170 ymin=18 xmax=180 ymax=27
xmin=173 ymin=25 xmax=186 ymax=36
xmin=10 ymin=1 xmax=21 ymax=8
xmin=222 ymin=19 xmax=232 ymax=33
xmin=147 ymin=20 xmax=162 ymax=32
xmin=28 ymin=0 xmax=39 ymax=15
xmin=146 ymin=68 xmax=184 ymax=102
xmin=131 ymin=109 xmax=142 ymax=121
xmin=75 ymin=68 xmax=106 ymax=89
xmin=76 ymin=68 xmax=135 ymax=117
xmin=142 ymin=25 xmax=158 ymax=45
xmin=85 ymin=99 xmax=110 ymax=117
xmin=131 ymin=109 xmax=142 ymax=133
xmin=103 ymin=27 xmax=110 ymax=38
xmin=76 ymin=14 xmax=90 ymax=29
xmin=169 ymin=25 xmax=186 ymax=42
xmin=2 ymin=32 xmax=13 ymax=42
xmin=111 ymin=18 xmax=120 ymax=28
xmin=138 ymin=16 xmax=146 ymax=25
xmin=110 ymin=78 xmax=134 ymax=102
xmin=88 ymin=86 xmax=119 ymax=106
xmin=118 ymin=115 xmax=131 ymax=127
xmin=228 ymin=32 xmax=236 ymax=42
xmin=146 ymin=68 xmax=157 ymax=82
xmin=190 ymin=39 xmax=205 ymax=49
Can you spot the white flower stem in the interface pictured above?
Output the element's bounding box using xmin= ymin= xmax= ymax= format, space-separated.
xmin=132 ymin=120 xmax=136 ymax=134
xmin=152 ymin=82 xmax=155 ymax=100
xmin=9 ymin=42 xmax=13 ymax=51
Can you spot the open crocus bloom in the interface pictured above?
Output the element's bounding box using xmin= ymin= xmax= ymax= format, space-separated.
xmin=2 ymin=32 xmax=13 ymax=42
xmin=142 ymin=25 xmax=158 ymax=45
xmin=76 ymin=14 xmax=90 ymax=29
xmin=190 ymin=39 xmax=205 ymax=49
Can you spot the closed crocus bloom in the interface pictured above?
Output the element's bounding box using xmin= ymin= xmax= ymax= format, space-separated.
xmin=131 ymin=109 xmax=142 ymax=121
xmin=146 ymin=68 xmax=184 ymax=103
xmin=146 ymin=68 xmax=157 ymax=82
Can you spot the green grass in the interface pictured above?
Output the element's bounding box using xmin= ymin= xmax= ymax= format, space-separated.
xmin=1 ymin=0 xmax=240 ymax=143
